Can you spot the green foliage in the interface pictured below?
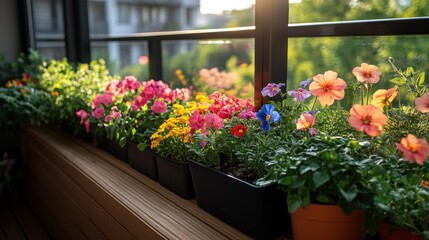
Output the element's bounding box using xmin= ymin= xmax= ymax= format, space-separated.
xmin=39 ymin=58 xmax=117 ymax=133
xmin=269 ymin=134 xmax=376 ymax=214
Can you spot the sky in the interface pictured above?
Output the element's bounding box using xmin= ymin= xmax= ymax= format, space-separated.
xmin=200 ymin=0 xmax=300 ymax=14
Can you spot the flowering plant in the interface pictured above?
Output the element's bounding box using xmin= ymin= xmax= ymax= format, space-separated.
xmin=185 ymin=92 xmax=275 ymax=182
xmin=150 ymin=101 xmax=197 ymax=162
xmin=263 ymin=60 xmax=429 ymax=228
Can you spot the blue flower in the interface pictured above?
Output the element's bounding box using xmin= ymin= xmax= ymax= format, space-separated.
xmin=256 ymin=104 xmax=281 ymax=132
xmin=261 ymin=83 xmax=285 ymax=97
xmin=300 ymin=78 xmax=312 ymax=87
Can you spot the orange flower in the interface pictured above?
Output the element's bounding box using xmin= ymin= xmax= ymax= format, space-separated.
xmin=309 ymin=71 xmax=347 ymax=107
xmin=416 ymin=92 xmax=429 ymax=113
xmin=352 ymin=63 xmax=381 ymax=84
xmin=296 ymin=112 xmax=316 ymax=130
xmin=371 ymin=85 xmax=398 ymax=109
xmin=348 ymin=104 xmax=387 ymax=137
xmin=395 ymin=134 xmax=429 ymax=165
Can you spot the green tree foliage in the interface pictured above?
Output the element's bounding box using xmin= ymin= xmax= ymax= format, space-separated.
xmin=287 ymin=0 xmax=429 ymax=108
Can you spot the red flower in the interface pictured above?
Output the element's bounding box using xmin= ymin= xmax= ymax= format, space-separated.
xmin=230 ymin=124 xmax=248 ymax=138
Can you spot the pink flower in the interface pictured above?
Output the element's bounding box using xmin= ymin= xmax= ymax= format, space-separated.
xmin=84 ymin=121 xmax=90 ymax=133
xmin=238 ymin=109 xmax=256 ymax=119
xmin=105 ymin=80 xmax=124 ymax=96
xmin=189 ymin=110 xmax=205 ymax=134
xmin=416 ymin=92 xmax=429 ymax=113
xmin=161 ymin=88 xmax=176 ymax=103
xmin=309 ymin=71 xmax=347 ymax=107
xmin=218 ymin=106 xmax=234 ymax=119
xmin=352 ymin=63 xmax=381 ymax=84
xmin=76 ymin=110 xmax=89 ymax=124
xmin=140 ymin=86 xmax=156 ymax=100
xmin=204 ymin=113 xmax=224 ymax=131
xmin=348 ymin=104 xmax=387 ymax=137
xmin=131 ymin=96 xmax=149 ymax=111
xmin=92 ymin=107 xmax=105 ymax=119
xmin=151 ymin=100 xmax=167 ymax=113
xmin=396 ymin=134 xmax=429 ymax=165
xmin=174 ymin=88 xmax=191 ymax=101
xmin=93 ymin=93 xmax=113 ymax=107
xmin=296 ymin=112 xmax=316 ymax=130
xmin=123 ymin=75 xmax=141 ymax=91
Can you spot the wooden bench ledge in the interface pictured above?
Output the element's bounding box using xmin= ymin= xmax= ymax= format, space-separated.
xmin=23 ymin=127 xmax=250 ymax=240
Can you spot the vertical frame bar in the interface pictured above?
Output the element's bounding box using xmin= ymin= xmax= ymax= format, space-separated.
xmin=17 ymin=0 xmax=36 ymax=53
xmin=63 ymin=0 xmax=90 ymax=63
xmin=148 ymin=40 xmax=163 ymax=80
xmin=254 ymin=0 xmax=289 ymax=108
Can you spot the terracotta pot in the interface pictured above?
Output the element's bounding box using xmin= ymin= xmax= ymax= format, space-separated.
xmin=378 ymin=221 xmax=423 ymax=240
xmin=291 ymin=204 xmax=366 ymax=240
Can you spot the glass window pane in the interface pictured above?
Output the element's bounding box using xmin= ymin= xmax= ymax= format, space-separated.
xmin=162 ymin=39 xmax=255 ymax=99
xmin=289 ymin=0 xmax=429 ymax=23
xmin=32 ymin=0 xmax=66 ymax=59
xmin=91 ymin=41 xmax=149 ymax=81
xmin=88 ymin=0 xmax=255 ymax=36
xmin=287 ymin=35 xmax=429 ymax=107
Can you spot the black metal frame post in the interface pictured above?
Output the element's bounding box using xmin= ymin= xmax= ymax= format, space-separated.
xmin=254 ymin=0 xmax=289 ymax=107
xmin=17 ymin=0 xmax=36 ymax=53
xmin=148 ymin=40 xmax=163 ymax=80
xmin=63 ymin=0 xmax=90 ymax=63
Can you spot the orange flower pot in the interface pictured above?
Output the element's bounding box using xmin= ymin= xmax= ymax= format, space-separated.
xmin=291 ymin=204 xmax=366 ymax=240
xmin=378 ymin=221 xmax=423 ymax=240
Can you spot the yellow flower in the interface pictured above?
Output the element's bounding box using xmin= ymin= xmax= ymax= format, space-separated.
xmin=175 ymin=69 xmax=183 ymax=76
xmin=51 ymin=91 xmax=59 ymax=97
xmin=371 ymin=85 xmax=398 ymax=110
xmin=6 ymin=81 xmax=13 ymax=88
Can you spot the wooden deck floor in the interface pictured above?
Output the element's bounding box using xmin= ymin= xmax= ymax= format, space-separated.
xmin=0 ymin=190 xmax=50 ymax=240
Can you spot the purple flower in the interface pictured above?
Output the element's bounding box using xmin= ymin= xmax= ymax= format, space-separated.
xmin=287 ymin=88 xmax=311 ymax=102
xmin=256 ymin=104 xmax=280 ymax=132
xmin=300 ymin=78 xmax=312 ymax=87
xmin=238 ymin=109 xmax=256 ymax=119
xmin=261 ymin=83 xmax=285 ymax=97
xmin=309 ymin=128 xmax=318 ymax=135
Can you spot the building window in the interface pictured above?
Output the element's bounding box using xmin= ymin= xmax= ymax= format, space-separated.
xmin=141 ymin=6 xmax=150 ymax=24
xmin=117 ymin=3 xmax=131 ymax=23
xmin=186 ymin=8 xmax=194 ymax=26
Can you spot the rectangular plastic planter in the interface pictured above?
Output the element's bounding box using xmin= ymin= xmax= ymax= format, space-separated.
xmin=128 ymin=142 xmax=158 ymax=181
xmin=189 ymin=160 xmax=290 ymax=239
xmin=156 ymin=155 xmax=194 ymax=199
xmin=107 ymin=139 xmax=128 ymax=163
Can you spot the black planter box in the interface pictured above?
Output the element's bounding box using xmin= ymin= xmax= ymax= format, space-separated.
xmin=156 ymin=155 xmax=194 ymax=199
xmin=107 ymin=139 xmax=128 ymax=163
xmin=128 ymin=142 xmax=158 ymax=181
xmin=189 ymin=160 xmax=290 ymax=239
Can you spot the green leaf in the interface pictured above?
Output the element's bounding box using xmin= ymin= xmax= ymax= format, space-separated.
xmin=405 ymin=67 xmax=414 ymax=76
xmin=279 ymin=176 xmax=293 ymax=186
xmin=119 ymin=137 xmax=127 ymax=148
xmin=287 ymin=195 xmax=302 ymax=213
xmin=313 ymin=171 xmax=330 ymax=188
xmin=417 ymin=72 xmax=425 ymax=86
xmin=137 ymin=142 xmax=148 ymax=151
xmin=339 ymin=185 xmax=358 ymax=202
xmin=316 ymin=195 xmax=331 ymax=203
xmin=389 ymin=77 xmax=407 ymax=86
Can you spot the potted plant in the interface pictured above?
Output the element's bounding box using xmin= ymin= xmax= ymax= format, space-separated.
xmin=264 ymin=63 xmax=404 ymax=240
xmin=149 ymin=101 xmax=197 ymax=199
xmin=126 ymin=80 xmax=190 ymax=180
xmin=364 ymin=61 xmax=429 ymax=239
xmin=186 ymin=92 xmax=290 ymax=239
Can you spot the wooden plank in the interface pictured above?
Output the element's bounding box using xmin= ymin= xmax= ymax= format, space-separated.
xmin=11 ymin=205 xmax=50 ymax=240
xmin=0 ymin=209 xmax=26 ymax=239
xmin=0 ymin=227 xmax=6 ymax=240
xmin=25 ymin=158 xmax=108 ymax=240
xmin=26 ymin=127 xmax=251 ymax=240
xmin=25 ymin=142 xmax=135 ymax=240
xmin=25 ymin=190 xmax=70 ymax=240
